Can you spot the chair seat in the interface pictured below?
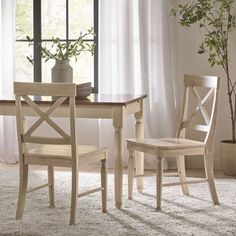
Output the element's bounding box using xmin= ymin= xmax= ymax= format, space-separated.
xmin=25 ymin=145 xmax=107 ymax=167
xmin=127 ymin=138 xmax=205 ymax=156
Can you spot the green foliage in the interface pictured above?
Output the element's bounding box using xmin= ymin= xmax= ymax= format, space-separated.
xmin=26 ymin=27 xmax=95 ymax=63
xmin=171 ymin=0 xmax=236 ymax=142
xmin=16 ymin=2 xmax=32 ymax=39
xmin=171 ymin=0 xmax=235 ymax=68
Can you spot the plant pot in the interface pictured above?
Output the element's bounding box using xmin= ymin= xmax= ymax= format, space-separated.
xmin=220 ymin=140 xmax=236 ymax=176
xmin=51 ymin=59 xmax=73 ymax=83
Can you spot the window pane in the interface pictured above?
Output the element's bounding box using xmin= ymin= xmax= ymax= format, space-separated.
xmin=42 ymin=59 xmax=54 ymax=83
xmin=16 ymin=0 xmax=33 ymax=39
xmin=69 ymin=0 xmax=94 ymax=39
xmin=15 ymin=42 xmax=33 ymax=82
xmin=41 ymin=0 xmax=66 ymax=39
xmin=15 ymin=0 xmax=96 ymax=86
xmin=71 ymin=52 xmax=94 ymax=85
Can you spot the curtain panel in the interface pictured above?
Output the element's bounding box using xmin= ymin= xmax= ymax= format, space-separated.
xmin=0 ymin=0 xmax=18 ymax=163
xmin=99 ymin=0 xmax=179 ymax=169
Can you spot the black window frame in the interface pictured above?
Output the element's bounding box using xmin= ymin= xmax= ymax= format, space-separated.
xmin=16 ymin=0 xmax=99 ymax=93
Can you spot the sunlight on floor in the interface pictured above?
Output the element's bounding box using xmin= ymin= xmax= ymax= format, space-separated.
xmin=1 ymin=162 xmax=235 ymax=179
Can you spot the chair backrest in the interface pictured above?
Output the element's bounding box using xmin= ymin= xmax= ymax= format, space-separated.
xmin=14 ymin=82 xmax=77 ymax=158
xmin=177 ymin=75 xmax=220 ymax=148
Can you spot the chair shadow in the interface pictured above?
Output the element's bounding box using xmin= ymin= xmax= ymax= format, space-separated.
xmin=141 ymin=191 xmax=236 ymax=213
xmin=118 ymin=208 xmax=176 ymax=236
xmin=130 ymin=198 xmax=223 ymax=236
xmin=191 ymin=195 xmax=236 ymax=212
xmin=106 ymin=212 xmax=143 ymax=236
xmin=138 ymin=191 xmax=236 ymax=227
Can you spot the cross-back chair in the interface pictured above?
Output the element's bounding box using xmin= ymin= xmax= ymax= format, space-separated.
xmin=14 ymin=82 xmax=108 ymax=225
xmin=127 ymin=74 xmax=220 ymax=209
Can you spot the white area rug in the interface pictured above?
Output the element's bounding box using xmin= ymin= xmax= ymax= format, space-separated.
xmin=0 ymin=170 xmax=236 ymax=236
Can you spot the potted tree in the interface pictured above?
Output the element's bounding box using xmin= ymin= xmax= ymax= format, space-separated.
xmin=27 ymin=27 xmax=95 ymax=84
xmin=171 ymin=0 xmax=236 ymax=175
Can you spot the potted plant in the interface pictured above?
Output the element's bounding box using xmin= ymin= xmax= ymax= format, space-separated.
xmin=171 ymin=0 xmax=236 ymax=175
xmin=26 ymin=27 xmax=95 ymax=83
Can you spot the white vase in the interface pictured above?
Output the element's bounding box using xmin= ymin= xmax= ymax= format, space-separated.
xmin=51 ymin=59 xmax=73 ymax=83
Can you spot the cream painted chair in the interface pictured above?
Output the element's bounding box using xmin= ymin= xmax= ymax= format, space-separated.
xmin=14 ymin=82 xmax=107 ymax=225
xmin=127 ymin=75 xmax=220 ymax=209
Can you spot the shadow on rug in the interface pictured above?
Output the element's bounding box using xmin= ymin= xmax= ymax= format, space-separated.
xmin=0 ymin=170 xmax=236 ymax=236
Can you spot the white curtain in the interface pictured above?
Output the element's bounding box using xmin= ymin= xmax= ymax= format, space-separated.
xmin=99 ymin=0 xmax=179 ymax=169
xmin=0 ymin=0 xmax=18 ymax=163
xmin=0 ymin=0 xmax=179 ymax=167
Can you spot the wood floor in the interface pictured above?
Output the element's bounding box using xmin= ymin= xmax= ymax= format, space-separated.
xmin=1 ymin=162 xmax=235 ymax=179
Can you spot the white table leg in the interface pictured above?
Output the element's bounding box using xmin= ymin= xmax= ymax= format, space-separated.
xmin=113 ymin=107 xmax=123 ymax=208
xmin=134 ymin=100 xmax=144 ymax=192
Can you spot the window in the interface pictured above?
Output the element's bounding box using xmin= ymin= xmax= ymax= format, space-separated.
xmin=16 ymin=0 xmax=98 ymax=92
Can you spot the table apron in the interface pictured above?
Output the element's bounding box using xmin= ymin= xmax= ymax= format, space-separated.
xmin=0 ymin=100 xmax=142 ymax=119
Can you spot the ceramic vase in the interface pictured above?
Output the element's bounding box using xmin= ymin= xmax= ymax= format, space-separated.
xmin=51 ymin=59 xmax=73 ymax=83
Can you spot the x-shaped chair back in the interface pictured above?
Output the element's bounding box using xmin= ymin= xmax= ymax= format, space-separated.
xmin=177 ymin=75 xmax=220 ymax=147
xmin=14 ymin=82 xmax=77 ymax=153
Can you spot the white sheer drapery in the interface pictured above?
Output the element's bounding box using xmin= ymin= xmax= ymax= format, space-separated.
xmin=99 ymin=0 xmax=178 ymax=169
xmin=0 ymin=0 xmax=178 ymax=167
xmin=0 ymin=0 xmax=18 ymax=163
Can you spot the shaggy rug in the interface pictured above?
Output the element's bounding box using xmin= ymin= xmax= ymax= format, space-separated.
xmin=0 ymin=169 xmax=236 ymax=236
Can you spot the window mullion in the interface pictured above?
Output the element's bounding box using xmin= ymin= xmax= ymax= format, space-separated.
xmin=94 ymin=0 xmax=99 ymax=93
xmin=33 ymin=0 xmax=42 ymax=82
xmin=66 ymin=0 xmax=69 ymax=42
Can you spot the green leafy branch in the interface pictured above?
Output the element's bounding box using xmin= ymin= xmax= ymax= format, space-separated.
xmin=26 ymin=27 xmax=95 ymax=63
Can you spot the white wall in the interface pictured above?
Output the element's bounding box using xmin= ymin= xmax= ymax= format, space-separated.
xmin=173 ymin=1 xmax=236 ymax=169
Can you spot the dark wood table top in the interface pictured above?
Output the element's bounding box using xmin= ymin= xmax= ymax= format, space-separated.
xmin=0 ymin=94 xmax=147 ymax=106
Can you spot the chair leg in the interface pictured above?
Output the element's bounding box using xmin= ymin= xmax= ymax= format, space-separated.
xmin=101 ymin=158 xmax=107 ymax=213
xmin=156 ymin=157 xmax=163 ymax=210
xmin=177 ymin=155 xmax=190 ymax=196
xmin=135 ymin=151 xmax=144 ymax=193
xmin=48 ymin=166 xmax=55 ymax=207
xmin=204 ymin=152 xmax=219 ymax=205
xmin=128 ymin=149 xmax=134 ymax=200
xmin=16 ymin=163 xmax=29 ymax=220
xmin=70 ymin=162 xmax=78 ymax=225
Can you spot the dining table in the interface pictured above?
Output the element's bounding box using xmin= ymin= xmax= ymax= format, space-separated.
xmin=0 ymin=93 xmax=147 ymax=208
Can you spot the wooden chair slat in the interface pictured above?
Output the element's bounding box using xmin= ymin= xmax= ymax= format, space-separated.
xmin=22 ymin=95 xmax=70 ymax=141
xmin=184 ymin=74 xmax=219 ymax=88
xmin=14 ymin=82 xmax=76 ymax=96
xmin=23 ymin=135 xmax=70 ymax=144
xmin=179 ymin=86 xmax=215 ymax=137
xmin=191 ymin=87 xmax=210 ymax=125
xmin=183 ymin=124 xmax=210 ymax=132
xmin=24 ymin=96 xmax=68 ymax=137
